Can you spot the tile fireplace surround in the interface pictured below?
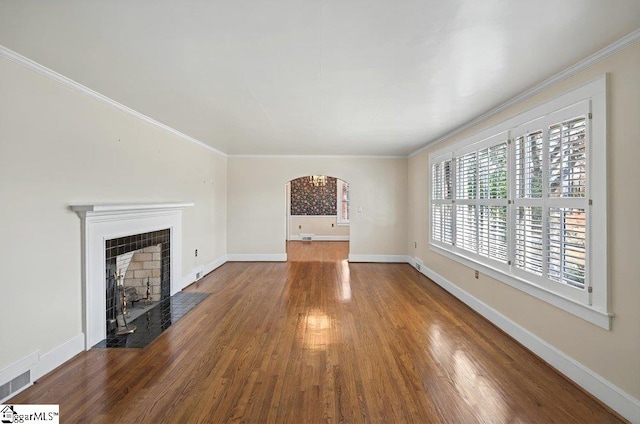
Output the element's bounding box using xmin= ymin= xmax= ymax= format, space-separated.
xmin=71 ymin=203 xmax=193 ymax=349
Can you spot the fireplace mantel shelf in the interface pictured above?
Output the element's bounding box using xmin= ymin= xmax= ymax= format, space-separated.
xmin=71 ymin=202 xmax=194 ymax=216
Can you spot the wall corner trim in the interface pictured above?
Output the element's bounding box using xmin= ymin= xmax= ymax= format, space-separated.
xmin=0 ymin=44 xmax=226 ymax=157
xmin=414 ymin=262 xmax=640 ymax=423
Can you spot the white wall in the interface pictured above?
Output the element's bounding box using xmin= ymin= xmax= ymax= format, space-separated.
xmin=408 ymin=43 xmax=640 ymax=403
xmin=228 ymin=157 xmax=407 ymax=258
xmin=0 ymin=55 xmax=227 ymax=373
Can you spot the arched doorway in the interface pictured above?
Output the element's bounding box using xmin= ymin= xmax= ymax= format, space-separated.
xmin=285 ymin=175 xmax=350 ymax=261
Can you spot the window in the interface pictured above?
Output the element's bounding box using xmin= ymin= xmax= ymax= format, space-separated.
xmin=429 ymin=77 xmax=609 ymax=328
xmin=337 ymin=179 xmax=350 ymax=224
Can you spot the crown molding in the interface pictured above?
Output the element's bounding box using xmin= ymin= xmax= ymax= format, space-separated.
xmin=0 ymin=45 xmax=227 ymax=157
xmin=229 ymin=153 xmax=406 ymax=159
xmin=409 ymin=28 xmax=640 ymax=158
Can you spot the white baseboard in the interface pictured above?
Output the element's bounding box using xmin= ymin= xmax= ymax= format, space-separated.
xmin=0 ymin=352 xmax=38 ymax=403
xmin=182 ymin=255 xmax=228 ymax=288
xmin=289 ymin=235 xmax=350 ymax=241
xmin=415 ymin=262 xmax=640 ymax=423
xmin=0 ymin=334 xmax=84 ymax=403
xmin=34 ymin=334 xmax=84 ymax=381
xmin=227 ymin=253 xmax=287 ymax=262
xmin=348 ymin=254 xmax=411 ymax=263
xmin=204 ymin=255 xmax=227 ymax=274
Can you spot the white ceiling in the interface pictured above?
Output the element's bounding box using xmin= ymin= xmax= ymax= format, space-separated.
xmin=1 ymin=1 xmax=639 ymax=156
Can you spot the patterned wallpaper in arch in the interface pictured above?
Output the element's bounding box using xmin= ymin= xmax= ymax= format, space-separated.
xmin=290 ymin=176 xmax=337 ymax=215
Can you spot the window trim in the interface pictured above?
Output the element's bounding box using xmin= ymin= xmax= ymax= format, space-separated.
xmin=428 ymin=75 xmax=611 ymax=329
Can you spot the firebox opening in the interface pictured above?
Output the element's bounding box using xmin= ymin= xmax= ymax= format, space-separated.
xmin=105 ymin=229 xmax=171 ymax=336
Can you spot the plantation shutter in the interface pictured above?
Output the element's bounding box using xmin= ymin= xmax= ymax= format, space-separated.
xmin=477 ymin=142 xmax=508 ymax=263
xmin=428 ymin=79 xmax=606 ymax=318
xmin=516 ymin=130 xmax=543 ymax=199
xmin=548 ymin=117 xmax=587 ymax=198
xmin=431 ymin=155 xmax=454 ymax=246
xmin=515 ymin=206 xmax=543 ymax=275
xmin=512 ymin=102 xmax=590 ymax=303
xmin=479 ymin=205 xmax=508 ymax=262
xmin=455 ymin=152 xmax=477 ymax=252
xmin=546 ymin=114 xmax=588 ymax=290
xmin=514 ymin=121 xmax=545 ymax=277
xmin=548 ymin=207 xmax=586 ymax=289
xmin=451 ymin=133 xmax=509 ymax=263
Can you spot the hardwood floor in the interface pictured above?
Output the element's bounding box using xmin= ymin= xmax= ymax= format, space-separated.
xmin=11 ymin=242 xmax=622 ymax=423
xmin=286 ymin=240 xmax=349 ymax=262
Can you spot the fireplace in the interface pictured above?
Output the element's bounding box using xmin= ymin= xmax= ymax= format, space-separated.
xmin=71 ymin=203 xmax=193 ymax=349
xmin=105 ymin=229 xmax=170 ymax=333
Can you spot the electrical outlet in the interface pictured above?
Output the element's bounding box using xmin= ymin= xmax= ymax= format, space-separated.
xmin=195 ymin=249 xmax=198 ymax=257
xmin=474 ymin=270 xmax=479 ymax=279
xmin=299 ymin=225 xmax=302 ymax=229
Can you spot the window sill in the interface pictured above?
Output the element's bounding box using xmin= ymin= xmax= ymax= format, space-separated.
xmin=429 ymin=243 xmax=613 ymax=330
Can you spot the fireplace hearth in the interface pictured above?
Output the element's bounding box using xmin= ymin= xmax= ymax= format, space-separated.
xmin=93 ymin=291 xmax=209 ymax=348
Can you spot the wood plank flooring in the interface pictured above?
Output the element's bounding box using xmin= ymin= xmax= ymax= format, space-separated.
xmin=10 ymin=242 xmax=623 ymax=423
xmin=286 ymin=240 xmax=349 ymax=262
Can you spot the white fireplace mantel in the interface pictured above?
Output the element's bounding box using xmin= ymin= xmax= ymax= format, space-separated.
xmin=71 ymin=202 xmax=194 ymax=215
xmin=71 ymin=202 xmax=194 ymax=349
